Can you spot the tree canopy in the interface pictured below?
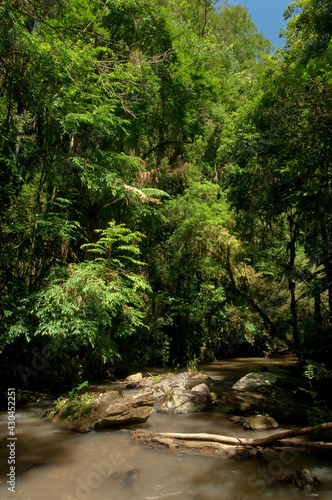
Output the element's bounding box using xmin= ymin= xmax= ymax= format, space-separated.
xmin=0 ymin=0 xmax=331 ymax=390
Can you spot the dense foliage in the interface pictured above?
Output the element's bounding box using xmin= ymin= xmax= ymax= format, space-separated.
xmin=0 ymin=0 xmax=331 ymax=389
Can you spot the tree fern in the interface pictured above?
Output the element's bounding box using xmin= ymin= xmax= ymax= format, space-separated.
xmin=33 ymin=222 xmax=151 ymax=363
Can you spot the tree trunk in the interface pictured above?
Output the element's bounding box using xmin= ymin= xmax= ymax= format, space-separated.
xmin=132 ymin=422 xmax=332 ymax=457
xmin=248 ymin=298 xmax=279 ymax=336
xmin=287 ymin=215 xmax=299 ymax=349
xmin=224 ymin=247 xmax=279 ymax=336
xmin=323 ymin=257 xmax=332 ymax=320
xmin=314 ymin=290 xmax=322 ymax=325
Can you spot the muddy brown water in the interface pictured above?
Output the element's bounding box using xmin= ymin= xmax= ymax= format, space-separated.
xmin=1 ymin=356 xmax=332 ymax=500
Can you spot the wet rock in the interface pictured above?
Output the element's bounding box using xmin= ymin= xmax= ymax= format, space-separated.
xmin=232 ymin=372 xmax=279 ymax=391
xmin=281 ymin=467 xmax=321 ymax=493
xmin=229 ymin=415 xmax=246 ymax=425
xmin=243 ymin=414 xmax=279 ymax=431
xmin=124 ymin=373 xmax=143 ymax=384
xmin=158 ymin=388 xmax=212 ymax=413
xmin=110 ymin=468 xmax=141 ymax=488
xmin=191 ymin=383 xmax=210 ymax=395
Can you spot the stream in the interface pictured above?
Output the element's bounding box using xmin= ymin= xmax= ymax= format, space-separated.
xmin=1 ymin=356 xmax=332 ymax=500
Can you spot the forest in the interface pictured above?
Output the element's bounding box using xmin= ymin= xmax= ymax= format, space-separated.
xmin=0 ymin=0 xmax=331 ymax=396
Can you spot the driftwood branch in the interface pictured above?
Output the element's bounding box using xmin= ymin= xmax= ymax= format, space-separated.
xmin=132 ymin=422 xmax=332 ymax=457
xmin=132 ymin=430 xmax=254 ymax=459
xmin=150 ymin=422 xmax=332 ymax=446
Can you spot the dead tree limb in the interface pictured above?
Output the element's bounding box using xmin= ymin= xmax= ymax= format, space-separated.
xmin=132 ymin=422 xmax=332 ymax=455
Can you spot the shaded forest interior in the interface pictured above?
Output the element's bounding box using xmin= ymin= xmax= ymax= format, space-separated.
xmin=0 ymin=0 xmax=331 ymax=410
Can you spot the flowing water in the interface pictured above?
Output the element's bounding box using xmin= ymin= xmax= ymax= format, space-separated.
xmin=1 ymin=356 xmax=332 ymax=500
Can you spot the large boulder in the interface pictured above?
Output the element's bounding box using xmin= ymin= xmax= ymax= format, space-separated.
xmin=215 ymin=372 xmax=313 ymax=423
xmin=46 ymin=390 xmax=154 ymax=432
xmin=232 ymin=372 xmax=279 ymax=392
xmin=136 ymin=373 xmax=213 ymax=413
xmin=138 ymin=372 xmax=188 ymax=400
xmin=94 ymin=391 xmax=154 ymax=429
xmin=158 ymin=388 xmax=212 ymax=413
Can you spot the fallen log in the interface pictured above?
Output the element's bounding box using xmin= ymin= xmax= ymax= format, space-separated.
xmin=132 ymin=422 xmax=332 ymax=457
xmin=131 ymin=429 xmax=262 ymax=459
